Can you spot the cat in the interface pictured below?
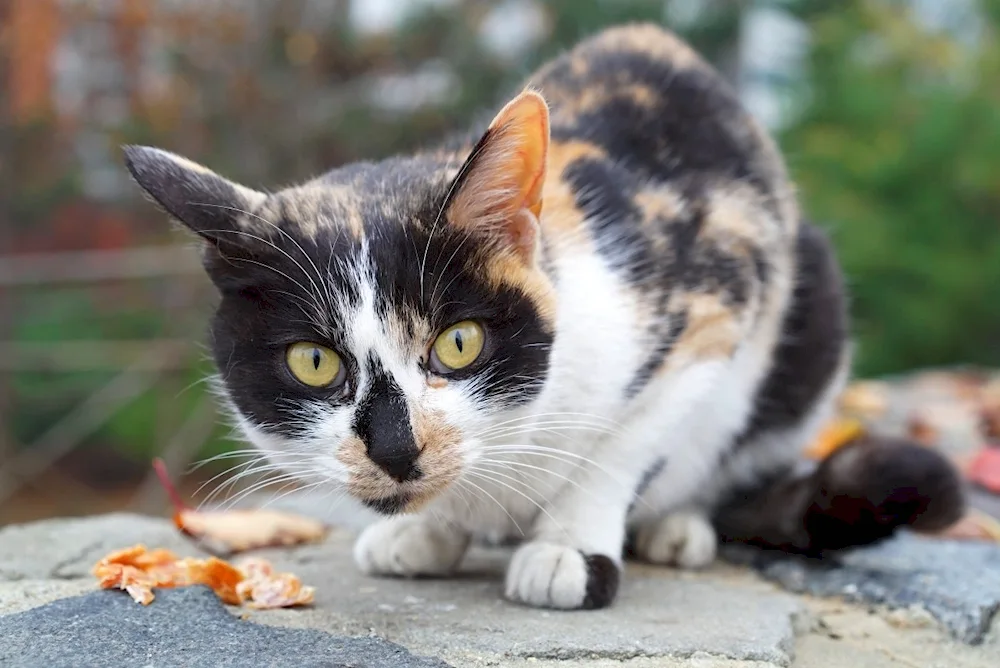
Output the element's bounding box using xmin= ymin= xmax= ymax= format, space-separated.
xmin=123 ymin=23 xmax=964 ymax=611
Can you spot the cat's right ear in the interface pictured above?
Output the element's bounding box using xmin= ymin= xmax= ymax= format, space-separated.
xmin=123 ymin=145 xmax=266 ymax=246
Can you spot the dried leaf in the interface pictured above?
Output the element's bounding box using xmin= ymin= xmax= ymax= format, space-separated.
xmin=838 ymin=381 xmax=890 ymax=419
xmin=235 ymin=557 xmax=316 ymax=609
xmin=805 ymin=417 xmax=865 ymax=460
xmin=176 ymin=508 xmax=328 ymax=555
xmin=153 ymin=458 xmax=328 ymax=554
xmin=92 ymin=545 xmax=315 ymax=609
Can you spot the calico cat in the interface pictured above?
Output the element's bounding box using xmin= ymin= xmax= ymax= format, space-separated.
xmin=124 ymin=23 xmax=964 ymax=610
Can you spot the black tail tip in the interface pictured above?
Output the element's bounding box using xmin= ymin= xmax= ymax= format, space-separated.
xmin=805 ymin=435 xmax=966 ymax=552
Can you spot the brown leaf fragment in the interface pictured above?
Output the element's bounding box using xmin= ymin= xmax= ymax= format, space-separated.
xmin=153 ymin=457 xmax=328 ymax=554
xmin=92 ymin=545 xmax=315 ymax=608
xmin=176 ymin=508 xmax=328 ymax=555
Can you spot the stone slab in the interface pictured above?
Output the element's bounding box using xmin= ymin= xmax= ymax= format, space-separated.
xmin=0 ymin=513 xmax=803 ymax=667
xmin=0 ymin=512 xmax=209 ymax=581
xmin=228 ymin=534 xmax=803 ymax=666
xmin=723 ymin=532 xmax=1000 ymax=645
xmin=0 ymin=586 xmax=451 ymax=668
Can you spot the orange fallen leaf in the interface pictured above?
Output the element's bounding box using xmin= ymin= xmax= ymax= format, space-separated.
xmin=235 ymin=556 xmax=315 ymax=609
xmin=805 ymin=417 xmax=865 ymax=460
xmin=92 ymin=544 xmax=315 ymax=609
xmin=175 ymin=508 xmax=328 ymax=555
xmin=838 ymin=381 xmax=889 ymax=419
xmin=153 ymin=458 xmax=328 ymax=555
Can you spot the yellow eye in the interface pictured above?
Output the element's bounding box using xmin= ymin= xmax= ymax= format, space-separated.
xmin=286 ymin=342 xmax=343 ymax=387
xmin=431 ymin=320 xmax=485 ymax=372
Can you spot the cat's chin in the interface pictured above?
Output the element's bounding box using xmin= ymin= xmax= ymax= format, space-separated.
xmin=358 ymin=489 xmax=437 ymax=516
xmin=360 ymin=493 xmax=410 ymax=515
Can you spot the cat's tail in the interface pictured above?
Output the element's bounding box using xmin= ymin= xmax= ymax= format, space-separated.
xmin=711 ymin=434 xmax=966 ymax=556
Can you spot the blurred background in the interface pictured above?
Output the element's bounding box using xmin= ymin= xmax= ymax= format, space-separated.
xmin=2 ymin=0 xmax=999 ymax=526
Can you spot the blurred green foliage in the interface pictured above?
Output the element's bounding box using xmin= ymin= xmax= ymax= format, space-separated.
xmin=4 ymin=0 xmax=999 ymax=478
xmin=783 ymin=0 xmax=1000 ymax=375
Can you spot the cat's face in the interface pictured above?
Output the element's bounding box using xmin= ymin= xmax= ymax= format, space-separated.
xmin=126 ymin=92 xmax=556 ymax=513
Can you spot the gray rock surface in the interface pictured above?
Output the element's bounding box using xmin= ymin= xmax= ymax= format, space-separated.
xmin=0 ymin=513 xmax=803 ymax=667
xmin=0 ymin=513 xmax=208 ymax=581
xmin=2 ymin=513 xmax=999 ymax=667
xmin=723 ymin=532 xmax=1000 ymax=645
xmin=0 ymin=586 xmax=451 ymax=668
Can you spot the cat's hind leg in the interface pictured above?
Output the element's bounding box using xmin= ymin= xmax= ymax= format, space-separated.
xmin=631 ymin=509 xmax=717 ymax=569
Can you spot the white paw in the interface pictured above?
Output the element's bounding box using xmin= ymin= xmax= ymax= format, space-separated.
xmin=504 ymin=541 xmax=620 ymax=610
xmin=353 ymin=516 xmax=469 ymax=577
xmin=633 ymin=512 xmax=717 ymax=569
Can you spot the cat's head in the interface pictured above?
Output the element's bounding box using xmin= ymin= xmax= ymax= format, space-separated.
xmin=124 ymin=92 xmax=557 ymax=514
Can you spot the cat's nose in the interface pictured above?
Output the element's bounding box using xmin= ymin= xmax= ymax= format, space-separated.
xmin=353 ymin=372 xmax=423 ymax=484
xmin=370 ymin=450 xmax=422 ymax=483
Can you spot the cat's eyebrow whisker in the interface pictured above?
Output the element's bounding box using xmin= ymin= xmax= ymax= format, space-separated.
xmin=194 ymin=204 xmax=337 ymax=317
xmin=419 ymin=138 xmax=493 ymax=308
xmin=428 ymin=230 xmax=475 ymax=310
xmin=195 ymin=226 xmax=329 ymax=323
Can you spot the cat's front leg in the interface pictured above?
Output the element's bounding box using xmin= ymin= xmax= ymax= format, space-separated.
xmin=503 ymin=466 xmax=634 ymax=610
xmin=353 ymin=514 xmax=470 ymax=577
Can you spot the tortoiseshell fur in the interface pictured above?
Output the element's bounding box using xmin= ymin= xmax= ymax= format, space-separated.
xmin=125 ymin=24 xmax=964 ymax=611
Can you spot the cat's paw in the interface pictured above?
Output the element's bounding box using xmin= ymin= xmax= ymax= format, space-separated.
xmin=353 ymin=516 xmax=469 ymax=577
xmin=504 ymin=541 xmax=620 ymax=610
xmin=633 ymin=511 xmax=717 ymax=569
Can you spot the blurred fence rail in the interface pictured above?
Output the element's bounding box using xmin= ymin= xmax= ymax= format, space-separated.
xmin=0 ymin=246 xmax=203 ymax=286
xmin=0 ymin=242 xmax=220 ymax=525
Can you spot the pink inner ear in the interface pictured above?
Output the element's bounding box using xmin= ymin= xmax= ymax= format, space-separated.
xmin=508 ymin=208 xmax=540 ymax=261
xmin=446 ymin=91 xmax=550 ymax=262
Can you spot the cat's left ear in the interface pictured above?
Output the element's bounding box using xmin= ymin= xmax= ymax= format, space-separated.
xmin=444 ymin=89 xmax=549 ymax=263
xmin=122 ymin=145 xmax=267 ymax=246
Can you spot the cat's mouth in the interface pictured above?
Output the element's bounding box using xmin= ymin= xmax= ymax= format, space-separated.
xmin=360 ymin=493 xmax=411 ymax=515
xmin=357 ymin=486 xmax=440 ymax=516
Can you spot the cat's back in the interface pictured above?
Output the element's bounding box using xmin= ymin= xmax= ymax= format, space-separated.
xmin=532 ymin=22 xmax=796 ymax=245
xmin=529 ymin=24 xmax=800 ymax=398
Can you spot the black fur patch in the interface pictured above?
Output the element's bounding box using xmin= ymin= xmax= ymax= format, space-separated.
xmin=353 ymin=359 xmax=422 ymax=483
xmin=800 ymin=437 xmax=966 ymax=553
xmin=544 ymin=51 xmax=772 ymax=199
xmin=361 ymin=494 xmax=410 ymax=515
xmin=208 ymin=230 xmax=365 ymax=435
xmin=714 ymin=436 xmax=966 ymax=555
xmin=626 ymin=457 xmax=667 ymax=515
xmin=581 ymin=553 xmax=620 ymax=610
xmin=734 ymin=221 xmax=847 ymax=448
xmin=625 ymin=311 xmax=688 ymax=399
xmin=196 ymin=152 xmax=555 ymax=440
